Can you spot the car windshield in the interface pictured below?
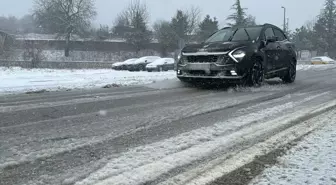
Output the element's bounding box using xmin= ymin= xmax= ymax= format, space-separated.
xmin=205 ymin=28 xmax=233 ymax=43
xmin=205 ymin=27 xmax=261 ymax=43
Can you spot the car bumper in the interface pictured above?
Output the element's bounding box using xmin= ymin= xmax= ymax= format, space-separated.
xmin=176 ymin=63 xmax=244 ymax=80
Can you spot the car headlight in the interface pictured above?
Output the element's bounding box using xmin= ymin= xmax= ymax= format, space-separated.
xmin=177 ymin=53 xmax=187 ymax=65
xmin=177 ymin=53 xmax=182 ymax=60
xmin=232 ymin=50 xmax=246 ymax=62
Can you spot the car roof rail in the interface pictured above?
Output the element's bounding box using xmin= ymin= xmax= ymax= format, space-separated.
xmin=220 ymin=27 xmax=232 ymax=30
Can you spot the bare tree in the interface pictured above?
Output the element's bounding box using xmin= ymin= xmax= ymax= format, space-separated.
xmin=186 ymin=6 xmax=201 ymax=36
xmin=113 ymin=0 xmax=152 ymax=53
xmin=33 ymin=0 xmax=97 ymax=57
xmin=112 ymin=12 xmax=132 ymax=38
xmin=170 ymin=6 xmax=201 ymax=45
xmin=22 ymin=40 xmax=46 ymax=68
xmin=0 ymin=31 xmax=15 ymax=60
xmin=0 ymin=16 xmax=20 ymax=34
xmin=153 ymin=20 xmax=178 ymax=56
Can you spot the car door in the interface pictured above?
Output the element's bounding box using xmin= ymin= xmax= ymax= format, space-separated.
xmin=261 ymin=27 xmax=281 ymax=72
xmin=273 ymin=28 xmax=290 ymax=69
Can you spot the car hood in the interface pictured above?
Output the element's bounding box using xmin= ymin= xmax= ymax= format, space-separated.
xmin=182 ymin=41 xmax=249 ymax=54
xmin=112 ymin=62 xmax=123 ymax=66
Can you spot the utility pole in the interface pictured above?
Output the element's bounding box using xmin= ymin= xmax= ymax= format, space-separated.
xmin=281 ymin=6 xmax=286 ymax=32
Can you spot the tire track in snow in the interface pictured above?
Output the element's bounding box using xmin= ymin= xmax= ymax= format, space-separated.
xmin=0 ymin=91 xmax=267 ymax=170
xmin=72 ymin=92 xmax=331 ymax=185
xmin=1 ymin=73 xmax=332 ymax=185
xmin=0 ymin=88 xmax=207 ymax=128
xmin=1 ymin=91 xmax=233 ymax=165
xmin=0 ymin=87 xmax=157 ymax=106
xmin=0 ymin=88 xmax=195 ymax=113
xmin=0 ymin=84 xmax=312 ymax=185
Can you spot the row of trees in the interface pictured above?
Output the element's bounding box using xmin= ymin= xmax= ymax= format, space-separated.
xmin=0 ymin=15 xmax=39 ymax=34
xmin=0 ymin=0 xmax=256 ymax=57
xmin=291 ymin=0 xmax=336 ymax=57
xmin=5 ymin=0 xmax=335 ymax=58
xmin=110 ymin=0 xmax=256 ymax=55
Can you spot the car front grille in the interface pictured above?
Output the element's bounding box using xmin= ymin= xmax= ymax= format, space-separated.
xmin=186 ymin=55 xmax=219 ymax=63
xmin=187 ymin=70 xmax=218 ymax=76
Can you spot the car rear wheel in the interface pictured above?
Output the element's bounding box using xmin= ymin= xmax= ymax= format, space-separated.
xmin=139 ymin=65 xmax=146 ymax=71
xmin=282 ymin=59 xmax=296 ymax=83
xmin=243 ymin=59 xmax=264 ymax=87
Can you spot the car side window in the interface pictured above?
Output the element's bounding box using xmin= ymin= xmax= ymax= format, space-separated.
xmin=273 ymin=29 xmax=286 ymax=41
xmin=264 ymin=28 xmax=275 ymax=38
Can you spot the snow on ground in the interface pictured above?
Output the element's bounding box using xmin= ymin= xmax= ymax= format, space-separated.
xmin=0 ymin=64 xmax=333 ymax=95
xmin=249 ymin=111 xmax=336 ymax=185
xmin=72 ymin=93 xmax=328 ymax=185
xmin=0 ymin=67 xmax=176 ymax=94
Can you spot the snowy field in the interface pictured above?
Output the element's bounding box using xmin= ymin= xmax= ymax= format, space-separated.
xmin=249 ymin=109 xmax=336 ymax=185
xmin=0 ymin=67 xmax=176 ymax=95
xmin=0 ymin=64 xmax=334 ymax=95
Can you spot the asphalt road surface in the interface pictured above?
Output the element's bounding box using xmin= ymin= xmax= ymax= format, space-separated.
xmin=1 ymin=66 xmax=336 ymax=185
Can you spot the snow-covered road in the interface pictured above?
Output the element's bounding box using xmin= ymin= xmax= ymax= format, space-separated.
xmin=1 ymin=64 xmax=336 ymax=185
xmin=249 ymin=110 xmax=336 ymax=185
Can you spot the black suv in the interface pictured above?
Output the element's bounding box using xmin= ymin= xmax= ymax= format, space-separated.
xmin=176 ymin=24 xmax=297 ymax=86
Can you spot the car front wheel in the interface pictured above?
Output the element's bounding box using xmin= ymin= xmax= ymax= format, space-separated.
xmin=243 ymin=59 xmax=264 ymax=87
xmin=136 ymin=65 xmax=145 ymax=71
xmin=282 ymin=59 xmax=296 ymax=83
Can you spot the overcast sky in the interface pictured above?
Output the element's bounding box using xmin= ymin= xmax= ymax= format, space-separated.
xmin=1 ymin=0 xmax=325 ymax=30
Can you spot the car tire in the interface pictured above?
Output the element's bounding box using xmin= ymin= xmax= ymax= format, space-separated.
xmin=147 ymin=69 xmax=152 ymax=72
xmin=282 ymin=59 xmax=296 ymax=83
xmin=139 ymin=65 xmax=146 ymax=71
xmin=243 ymin=59 xmax=264 ymax=87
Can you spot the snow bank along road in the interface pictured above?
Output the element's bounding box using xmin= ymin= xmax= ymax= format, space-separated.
xmin=0 ymin=64 xmax=327 ymax=95
xmin=1 ymin=65 xmax=336 ymax=185
xmin=0 ymin=67 xmax=176 ymax=95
